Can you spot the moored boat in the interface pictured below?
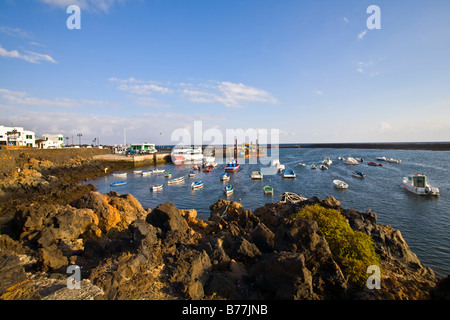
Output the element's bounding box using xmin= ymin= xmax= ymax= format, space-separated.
xmin=251 ymin=171 xmax=263 ymax=179
xmin=141 ymin=171 xmax=152 ymax=176
xmin=311 ymin=164 xmax=317 ymax=170
xmin=151 ymin=184 xmax=163 ymax=191
xmin=402 ymin=174 xmax=439 ymax=196
xmin=203 ymin=166 xmax=212 ymax=172
xmin=220 ymin=172 xmax=230 ymax=181
xmin=344 ymin=157 xmax=359 ymax=165
xmin=133 ymin=170 xmax=142 ymax=174
xmin=320 ymin=164 xmax=328 ymax=170
xmin=282 ymin=169 xmax=296 ymax=178
xmin=225 ymin=159 xmax=240 ymax=172
xmin=333 ymin=179 xmax=348 ymax=189
xmin=368 ymin=162 xmax=383 ymax=167
xmin=376 ymin=156 xmax=387 ymax=161
xmin=189 ymin=171 xmax=196 ymax=178
xmin=112 ymin=173 xmax=127 ymax=177
xmin=110 ymin=181 xmax=127 ymax=187
xmin=224 ymin=184 xmax=234 ymax=195
xmin=263 ymin=185 xmax=274 ymax=195
xmin=191 ymin=180 xmax=204 ymax=190
xmin=351 ymin=171 xmax=366 ymax=179
xmin=151 ymin=169 xmax=165 ymax=174
xmin=322 ymin=157 xmax=333 ymax=166
xmin=168 ymin=176 xmax=185 ymax=185
xmin=164 ymin=172 xmax=172 ymax=178
xmin=386 ymin=158 xmax=402 ymax=164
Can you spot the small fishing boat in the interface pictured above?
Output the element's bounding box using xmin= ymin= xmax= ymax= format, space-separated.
xmin=368 ymin=162 xmax=383 ymax=167
xmin=220 ymin=172 xmax=230 ymax=181
xmin=168 ymin=176 xmax=185 ymax=185
xmin=320 ymin=164 xmax=328 ymax=170
xmin=376 ymin=157 xmax=387 ymax=161
xmin=110 ymin=181 xmax=127 ymax=187
xmin=282 ymin=169 xmax=296 ymax=178
xmin=112 ymin=173 xmax=127 ymax=177
xmin=333 ymin=180 xmax=348 ymax=189
xmin=191 ymin=180 xmax=204 ymax=190
xmin=351 ymin=171 xmax=366 ymax=179
xmin=225 ymin=159 xmax=240 ymax=172
xmin=141 ymin=171 xmax=152 ymax=176
xmin=151 ymin=169 xmax=165 ymax=174
xmin=311 ymin=164 xmax=317 ymax=170
xmin=263 ymin=185 xmax=274 ymax=195
xmin=133 ymin=170 xmax=142 ymax=174
xmin=402 ymin=174 xmax=439 ymax=196
xmin=355 ymin=158 xmax=364 ymax=162
xmin=203 ymin=166 xmax=212 ymax=173
xmin=192 ymin=165 xmax=201 ymax=171
xmin=164 ymin=172 xmax=172 ymax=178
xmin=189 ymin=171 xmax=196 ymax=178
xmin=386 ymin=158 xmax=402 ymax=164
xmin=151 ymin=184 xmax=163 ymax=191
xmin=344 ymin=157 xmax=359 ymax=165
xmin=251 ymin=171 xmax=263 ymax=179
xmin=322 ymin=157 xmax=333 ymax=166
xmin=224 ymin=184 xmax=234 ymax=195
xmin=298 ymin=163 xmax=306 ymax=166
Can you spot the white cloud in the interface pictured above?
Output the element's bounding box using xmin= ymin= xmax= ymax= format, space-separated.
xmin=0 ymin=44 xmax=57 ymax=64
xmin=315 ymin=90 xmax=324 ymax=95
xmin=109 ymin=78 xmax=172 ymax=95
xmin=0 ymin=26 xmax=34 ymax=39
xmin=379 ymin=121 xmax=393 ymax=133
xmin=358 ymin=30 xmax=367 ymax=40
xmin=343 ymin=17 xmax=349 ymax=23
xmin=356 ymin=68 xmax=364 ymax=73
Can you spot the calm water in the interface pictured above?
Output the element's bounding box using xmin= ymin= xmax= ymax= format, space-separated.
xmin=88 ymin=148 xmax=450 ymax=277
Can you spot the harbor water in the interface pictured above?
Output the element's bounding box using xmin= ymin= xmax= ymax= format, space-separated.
xmin=88 ymin=148 xmax=450 ymax=277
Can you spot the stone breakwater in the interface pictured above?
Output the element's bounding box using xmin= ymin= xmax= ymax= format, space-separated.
xmin=0 ymin=149 xmax=448 ymax=300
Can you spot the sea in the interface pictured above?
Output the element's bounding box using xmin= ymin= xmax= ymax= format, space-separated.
xmin=87 ymin=148 xmax=450 ymax=277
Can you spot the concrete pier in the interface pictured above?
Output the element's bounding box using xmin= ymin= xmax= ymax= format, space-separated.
xmin=93 ymin=152 xmax=171 ymax=165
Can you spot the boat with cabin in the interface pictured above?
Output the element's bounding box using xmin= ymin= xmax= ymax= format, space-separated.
xmin=282 ymin=169 xmax=296 ymax=178
xmin=402 ymin=174 xmax=439 ymax=196
xmin=171 ymin=146 xmax=203 ymax=163
xmin=225 ymin=159 xmax=240 ymax=172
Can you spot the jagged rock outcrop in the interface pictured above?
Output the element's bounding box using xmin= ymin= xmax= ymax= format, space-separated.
xmin=0 ymin=189 xmax=441 ymax=300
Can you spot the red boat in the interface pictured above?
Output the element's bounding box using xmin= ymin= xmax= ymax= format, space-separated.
xmin=203 ymin=166 xmax=211 ymax=172
xmin=225 ymin=159 xmax=240 ymax=172
xmin=368 ymin=162 xmax=383 ymax=166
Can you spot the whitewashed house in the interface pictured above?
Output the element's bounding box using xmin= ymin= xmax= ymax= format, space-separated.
xmin=36 ymin=134 xmax=64 ymax=149
xmin=0 ymin=125 xmax=35 ymax=147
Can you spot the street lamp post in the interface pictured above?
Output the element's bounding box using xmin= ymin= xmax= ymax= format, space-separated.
xmin=77 ymin=133 xmax=82 ymax=147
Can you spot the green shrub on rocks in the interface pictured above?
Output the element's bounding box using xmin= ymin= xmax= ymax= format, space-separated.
xmin=291 ymin=203 xmax=380 ymax=289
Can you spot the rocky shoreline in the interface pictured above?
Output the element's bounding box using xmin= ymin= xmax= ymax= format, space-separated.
xmin=0 ymin=149 xmax=448 ymax=300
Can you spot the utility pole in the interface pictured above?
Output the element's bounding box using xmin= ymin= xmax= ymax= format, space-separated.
xmin=77 ymin=133 xmax=82 ymax=146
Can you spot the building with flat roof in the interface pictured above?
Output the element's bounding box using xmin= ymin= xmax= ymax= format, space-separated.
xmin=0 ymin=125 xmax=35 ymax=147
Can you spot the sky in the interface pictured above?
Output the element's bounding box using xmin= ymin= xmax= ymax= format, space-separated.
xmin=0 ymin=0 xmax=449 ymax=145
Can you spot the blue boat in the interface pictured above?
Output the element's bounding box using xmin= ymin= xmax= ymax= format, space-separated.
xmin=111 ymin=181 xmax=127 ymax=187
xmin=225 ymin=159 xmax=240 ymax=172
xmin=220 ymin=172 xmax=230 ymax=181
xmin=352 ymin=171 xmax=366 ymax=179
xmin=191 ymin=180 xmax=204 ymax=190
xmin=282 ymin=169 xmax=296 ymax=178
xmin=224 ymin=184 xmax=234 ymax=195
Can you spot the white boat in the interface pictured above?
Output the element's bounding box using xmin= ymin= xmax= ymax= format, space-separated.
xmin=251 ymin=171 xmax=263 ymax=179
xmin=168 ymin=176 xmax=185 ymax=185
xmin=282 ymin=169 xmax=296 ymax=178
xmin=320 ymin=164 xmax=328 ymax=170
xmin=351 ymin=171 xmax=366 ymax=179
xmin=191 ymin=180 xmax=204 ymax=190
xmin=333 ymin=180 xmax=348 ymax=189
xmin=142 ymin=171 xmax=152 ymax=176
xmin=112 ymin=173 xmax=127 ymax=177
xmin=386 ymin=158 xmax=402 ymax=164
xmin=224 ymin=184 xmax=234 ymax=195
xmin=220 ymin=172 xmax=230 ymax=181
xmin=376 ymin=156 xmax=387 ymax=161
xmin=271 ymin=159 xmax=285 ymax=172
xmin=111 ymin=181 xmax=127 ymax=187
xmin=402 ymin=174 xmax=439 ymax=196
xmin=322 ymin=157 xmax=333 ymax=166
xmin=133 ymin=170 xmax=142 ymax=174
xmin=344 ymin=157 xmax=359 ymax=165
xmin=171 ymin=146 xmax=203 ymax=162
xmin=151 ymin=184 xmax=163 ymax=191
xmin=151 ymin=169 xmax=165 ymax=174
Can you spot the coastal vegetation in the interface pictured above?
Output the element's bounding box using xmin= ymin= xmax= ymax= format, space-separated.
xmin=291 ymin=204 xmax=380 ymax=289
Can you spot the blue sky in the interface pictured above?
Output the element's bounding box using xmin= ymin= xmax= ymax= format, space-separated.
xmin=0 ymin=0 xmax=449 ymax=145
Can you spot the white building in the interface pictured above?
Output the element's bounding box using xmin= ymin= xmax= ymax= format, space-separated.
xmin=36 ymin=134 xmax=64 ymax=149
xmin=0 ymin=125 xmax=35 ymax=148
